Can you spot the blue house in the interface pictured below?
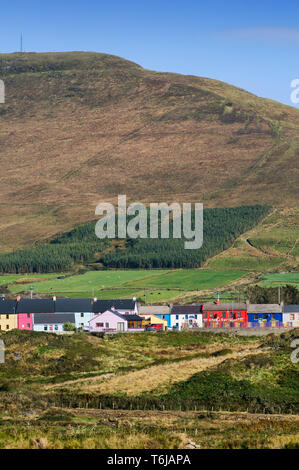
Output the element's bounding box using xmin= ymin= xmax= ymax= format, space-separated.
xmin=247 ymin=304 xmax=282 ymax=326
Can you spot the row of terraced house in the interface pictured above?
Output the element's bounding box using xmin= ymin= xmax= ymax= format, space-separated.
xmin=0 ymin=296 xmax=298 ymax=333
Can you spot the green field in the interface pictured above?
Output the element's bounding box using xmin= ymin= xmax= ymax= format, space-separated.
xmin=123 ymin=269 xmax=246 ymax=289
xmin=5 ymin=269 xmax=247 ymax=301
xmin=258 ymin=272 xmax=299 ymax=289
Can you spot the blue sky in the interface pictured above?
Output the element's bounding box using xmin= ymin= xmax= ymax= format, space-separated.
xmin=0 ymin=0 xmax=298 ymax=105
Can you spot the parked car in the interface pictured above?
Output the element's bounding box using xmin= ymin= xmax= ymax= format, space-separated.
xmin=145 ymin=324 xmax=157 ymax=332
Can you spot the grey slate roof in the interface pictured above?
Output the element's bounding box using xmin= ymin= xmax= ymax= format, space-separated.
xmin=17 ymin=299 xmax=55 ymax=314
xmin=34 ymin=313 xmax=75 ymax=324
xmin=93 ymin=299 xmax=136 ymax=313
xmin=55 ymin=298 xmax=92 ymax=312
xmin=247 ymin=304 xmax=282 ymax=314
xmin=203 ymin=302 xmax=247 ymax=311
xmin=122 ymin=314 xmax=143 ymax=321
xmin=0 ymin=299 xmax=17 ymax=314
xmin=170 ymin=305 xmax=202 ymax=315
xmin=283 ymin=304 xmax=299 ymax=313
xmin=139 ymin=306 xmax=170 ymax=315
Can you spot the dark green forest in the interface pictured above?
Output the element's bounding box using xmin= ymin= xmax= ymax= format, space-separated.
xmin=0 ymin=205 xmax=270 ymax=273
xmin=247 ymin=285 xmax=299 ymax=304
xmin=100 ymin=205 xmax=271 ymax=268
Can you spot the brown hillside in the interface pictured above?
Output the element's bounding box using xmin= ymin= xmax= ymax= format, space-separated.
xmin=0 ymin=51 xmax=298 ymax=251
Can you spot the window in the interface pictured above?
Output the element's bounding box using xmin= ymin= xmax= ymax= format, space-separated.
xmin=96 ymin=322 xmax=104 ymax=327
xmin=290 ymin=314 xmax=295 ymax=320
xmin=263 ymin=314 xmax=268 ymax=320
xmin=80 ymin=313 xmax=84 ymax=317
xmin=176 ymin=322 xmax=179 ymax=327
xmin=254 ymin=314 xmax=258 ymax=320
xmin=27 ymin=314 xmax=30 ymax=318
xmin=44 ymin=326 xmax=48 ymax=331
xmin=6 ymin=325 xmax=9 ymax=330
xmin=6 ymin=314 xmax=9 ymax=319
xmin=0 ymin=325 xmax=1 ymax=330
xmin=27 ymin=323 xmax=30 ymax=328
xmin=204 ymin=313 xmax=207 ymax=318
xmin=80 ymin=323 xmax=84 ymax=327
xmin=185 ymin=314 xmax=188 ymax=319
xmin=55 ymin=325 xmax=58 ymax=331
xmin=105 ymin=322 xmax=109 ymax=328
xmin=195 ymin=315 xmax=197 ymax=319
xmin=222 ymin=312 xmax=226 ymax=319
xmin=176 ymin=315 xmax=179 ymax=320
xmin=162 ymin=315 xmax=165 ymax=319
xmin=238 ymin=312 xmax=241 ymax=318
xmin=213 ymin=313 xmax=217 ymax=319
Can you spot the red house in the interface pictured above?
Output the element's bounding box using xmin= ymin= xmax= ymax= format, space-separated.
xmin=202 ymin=301 xmax=248 ymax=328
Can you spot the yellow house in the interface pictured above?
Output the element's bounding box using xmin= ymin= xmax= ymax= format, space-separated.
xmin=0 ymin=300 xmax=18 ymax=331
xmin=139 ymin=312 xmax=168 ymax=330
xmin=0 ymin=314 xmax=18 ymax=331
xmin=139 ymin=306 xmax=170 ymax=330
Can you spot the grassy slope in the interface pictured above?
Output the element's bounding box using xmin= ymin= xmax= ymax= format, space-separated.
xmin=0 ymin=329 xmax=298 ymax=448
xmin=0 ymin=52 xmax=298 ymax=253
xmin=205 ymin=208 xmax=299 ymax=272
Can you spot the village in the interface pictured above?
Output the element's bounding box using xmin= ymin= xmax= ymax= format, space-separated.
xmin=0 ymin=295 xmax=298 ymax=333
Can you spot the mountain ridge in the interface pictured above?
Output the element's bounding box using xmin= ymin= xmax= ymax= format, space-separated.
xmin=0 ymin=51 xmax=298 ymax=252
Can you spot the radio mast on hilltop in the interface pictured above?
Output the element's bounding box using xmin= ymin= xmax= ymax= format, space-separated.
xmin=20 ymin=33 xmax=23 ymax=53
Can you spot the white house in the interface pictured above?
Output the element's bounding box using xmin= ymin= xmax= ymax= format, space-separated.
xmin=283 ymin=305 xmax=299 ymax=327
xmin=170 ymin=305 xmax=203 ymax=330
xmin=92 ymin=297 xmax=138 ymax=316
xmin=33 ymin=313 xmax=75 ymax=333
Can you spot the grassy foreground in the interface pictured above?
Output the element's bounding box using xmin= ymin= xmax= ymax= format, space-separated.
xmin=0 ymin=328 xmax=298 ymax=448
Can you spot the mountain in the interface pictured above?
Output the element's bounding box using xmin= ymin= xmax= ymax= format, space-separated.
xmin=0 ymin=51 xmax=298 ymax=252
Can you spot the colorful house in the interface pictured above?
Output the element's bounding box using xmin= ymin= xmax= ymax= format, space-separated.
xmin=283 ymin=305 xmax=299 ymax=327
xmin=54 ymin=298 xmax=93 ymax=329
xmin=202 ymin=302 xmax=247 ymax=328
xmin=33 ymin=313 xmax=75 ymax=333
xmin=0 ymin=299 xmax=18 ymax=331
xmin=139 ymin=306 xmax=169 ymax=330
xmin=169 ymin=305 xmax=203 ymax=330
xmin=247 ymin=304 xmax=282 ymax=326
xmin=89 ymin=309 xmax=144 ymax=333
xmin=17 ymin=299 xmax=55 ymax=330
xmin=93 ymin=298 xmax=138 ymax=316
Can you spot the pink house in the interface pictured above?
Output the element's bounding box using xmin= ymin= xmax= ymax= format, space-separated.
xmin=89 ymin=309 xmax=144 ymax=333
xmin=16 ymin=299 xmax=55 ymax=330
